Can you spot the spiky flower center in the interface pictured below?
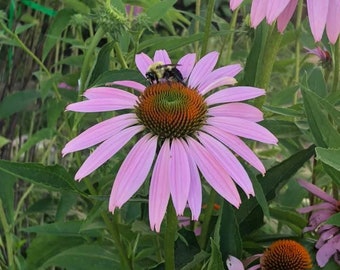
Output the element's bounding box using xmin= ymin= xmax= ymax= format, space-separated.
xmin=135 ymin=82 xmax=207 ymax=139
xmin=260 ymin=240 xmax=312 ymax=270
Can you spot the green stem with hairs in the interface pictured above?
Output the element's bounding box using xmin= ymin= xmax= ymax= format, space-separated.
xmin=0 ymin=21 xmax=60 ymax=100
xmin=164 ymin=201 xmax=177 ymax=270
xmin=114 ymin=42 xmax=128 ymax=69
xmin=332 ymin=39 xmax=340 ymax=93
xmin=79 ymin=27 xmax=106 ymax=93
xmin=294 ymin=0 xmax=304 ymax=80
xmin=201 ymin=0 xmax=215 ymax=56
xmin=223 ymin=7 xmax=239 ymax=63
xmin=194 ymin=0 xmax=202 ymax=54
xmin=254 ymin=25 xmax=282 ymax=108
xmin=198 ymin=189 xmax=217 ymax=249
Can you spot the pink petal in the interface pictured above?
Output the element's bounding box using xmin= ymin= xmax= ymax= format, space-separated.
xmin=223 ymin=64 xmax=243 ymax=77
xmin=66 ymin=98 xmax=137 ymax=112
xmin=177 ymin=53 xmax=196 ymax=80
xmin=199 ymin=76 xmax=237 ymax=95
xmin=108 ymin=80 xmax=145 ymax=92
xmin=153 ymin=50 xmax=171 ymax=64
xmin=75 ymin=125 xmax=143 ymax=180
xmin=277 ymin=0 xmax=298 ymax=32
xmin=135 ymin=52 xmax=153 ymax=76
xmin=169 ymin=139 xmax=191 ymax=216
xmin=205 ymin=86 xmax=265 ymax=105
xmin=266 ymin=0 xmax=291 ymax=24
xmin=226 ymin=255 xmax=245 ymax=270
xmin=326 ymin=0 xmax=340 ymax=44
xmin=316 ymin=234 xmax=340 ymax=267
xmin=149 ymin=139 xmax=171 ymax=232
xmin=109 ymin=134 xmax=157 ymax=210
xmin=207 ymin=116 xmax=278 ymax=144
xmin=229 ymin=0 xmax=244 ymax=11
xmin=197 ymin=132 xmax=254 ymax=197
xmin=307 ymin=0 xmax=329 ymax=42
xmin=298 ymin=202 xmax=335 ymax=214
xmin=186 ymin=152 xmax=202 ymax=220
xmin=297 ymin=179 xmax=338 ymax=204
xmin=202 ymin=125 xmax=266 ymax=174
xmin=250 ymin=0 xmax=268 ymax=28
xmin=188 ymin=51 xmax=219 ymax=89
xmin=83 ymin=87 xmax=138 ymax=99
xmin=185 ymin=137 xmax=241 ymax=208
xmin=208 ymin=103 xmax=263 ymax=122
xmin=62 ymin=113 xmax=138 ymax=155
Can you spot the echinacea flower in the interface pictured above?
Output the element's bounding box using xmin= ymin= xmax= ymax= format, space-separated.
xmin=297 ymin=179 xmax=340 ymax=267
xmin=227 ymin=239 xmax=312 ymax=270
xmin=229 ymin=0 xmax=340 ymax=44
xmin=62 ymin=50 xmax=277 ymax=232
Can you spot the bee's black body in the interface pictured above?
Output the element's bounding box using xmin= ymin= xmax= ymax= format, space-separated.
xmin=146 ymin=62 xmax=185 ymax=85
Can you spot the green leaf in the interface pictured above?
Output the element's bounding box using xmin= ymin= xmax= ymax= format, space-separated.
xmin=326 ymin=212 xmax=340 ymax=226
xmin=42 ymin=9 xmax=75 ymax=61
xmin=14 ymin=128 xmax=55 ymax=160
xmin=0 ymin=160 xmax=83 ymax=194
xmin=323 ymin=163 xmax=340 ymax=187
xmin=0 ymin=171 xmax=16 ymax=224
xmin=88 ymin=42 xmax=114 ymax=86
xmin=261 ymin=120 xmax=302 ymax=139
xmin=306 ymin=68 xmax=327 ymax=97
xmin=237 ymin=145 xmax=315 ymax=235
xmin=63 ymin=0 xmax=90 ymax=14
xmin=0 ymin=136 xmax=10 ymax=148
xmin=0 ymin=90 xmax=40 ymax=118
xmin=219 ymin=202 xmax=242 ymax=264
xmin=56 ymin=192 xmax=78 ymax=222
xmin=207 ymin=239 xmax=224 ymax=270
xmin=146 ymin=0 xmax=177 ymax=23
xmin=269 ymin=207 xmax=307 ymax=233
xmin=301 ymin=88 xmax=340 ymax=148
xmin=315 ymin=147 xmax=340 ymax=172
xmin=90 ymin=69 xmax=144 ymax=87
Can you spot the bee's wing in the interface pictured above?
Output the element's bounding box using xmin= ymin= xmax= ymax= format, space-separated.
xmin=155 ymin=64 xmax=181 ymax=69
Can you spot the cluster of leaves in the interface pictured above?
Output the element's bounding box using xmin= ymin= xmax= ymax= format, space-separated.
xmin=0 ymin=0 xmax=339 ymax=269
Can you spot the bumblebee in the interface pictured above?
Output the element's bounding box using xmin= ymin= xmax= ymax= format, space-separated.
xmin=145 ymin=62 xmax=185 ymax=85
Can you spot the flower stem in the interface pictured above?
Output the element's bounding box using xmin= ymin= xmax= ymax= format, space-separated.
xmin=201 ymin=0 xmax=215 ymax=56
xmin=222 ymin=7 xmax=239 ymax=63
xmin=114 ymin=42 xmax=128 ymax=69
xmin=79 ymin=27 xmax=106 ymax=93
xmin=254 ymin=25 xmax=282 ymax=107
xmin=198 ymin=189 xmax=217 ymax=249
xmin=194 ymin=0 xmax=202 ymax=54
xmin=293 ymin=0 xmax=303 ymax=104
xmin=164 ymin=201 xmax=177 ymax=270
xmin=331 ymin=39 xmax=340 ymax=93
xmin=0 ymin=199 xmax=14 ymax=269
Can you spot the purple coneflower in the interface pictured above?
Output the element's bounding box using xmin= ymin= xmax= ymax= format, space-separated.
xmin=297 ymin=179 xmax=340 ymax=267
xmin=229 ymin=0 xmax=340 ymax=44
xmin=227 ymin=239 xmax=312 ymax=270
xmin=62 ymin=50 xmax=277 ymax=232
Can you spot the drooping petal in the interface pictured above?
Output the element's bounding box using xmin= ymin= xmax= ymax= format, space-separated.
xmin=109 ymin=134 xmax=157 ymax=210
xmin=298 ymin=179 xmax=338 ymax=204
xmin=326 ymin=0 xmax=340 ymax=44
xmin=186 ymin=152 xmax=202 ymax=220
xmin=177 ymin=53 xmax=196 ymax=80
xmin=149 ymin=139 xmax=171 ymax=232
xmin=197 ymin=132 xmax=254 ymax=197
xmin=226 ymin=255 xmax=245 ymax=270
xmin=298 ymin=202 xmax=335 ymax=214
xmin=202 ymin=125 xmax=266 ymax=174
xmin=307 ymin=0 xmax=329 ymax=42
xmin=250 ymin=0 xmax=268 ymax=28
xmin=205 ymin=86 xmax=265 ymax=105
xmin=185 ymin=137 xmax=241 ymax=208
xmin=135 ymin=52 xmax=153 ymax=76
xmin=316 ymin=234 xmax=340 ymax=267
xmin=153 ymin=49 xmax=171 ymax=64
xmin=277 ymin=0 xmax=298 ymax=32
xmin=83 ymin=87 xmax=138 ymax=99
xmin=266 ymin=0 xmax=291 ymax=24
xmin=62 ymin=113 xmax=138 ymax=155
xmin=108 ymin=80 xmax=146 ymax=92
xmin=75 ymin=125 xmax=143 ymax=180
xmin=229 ymin=0 xmax=244 ymax=11
xmin=169 ymin=139 xmax=191 ymax=216
xmin=207 ymin=116 xmax=278 ymax=144
xmin=208 ymin=103 xmax=263 ymax=122
xmin=188 ymin=51 xmax=219 ymax=89
xmin=66 ymin=98 xmax=137 ymax=112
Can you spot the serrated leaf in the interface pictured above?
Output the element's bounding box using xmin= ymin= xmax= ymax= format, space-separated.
xmin=0 ymin=90 xmax=40 ymax=118
xmin=315 ymin=147 xmax=340 ymax=172
xmin=207 ymin=238 xmax=224 ymax=270
xmin=0 ymin=160 xmax=83 ymax=194
xmin=42 ymin=9 xmax=75 ymax=61
xmin=301 ymin=88 xmax=340 ymax=148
